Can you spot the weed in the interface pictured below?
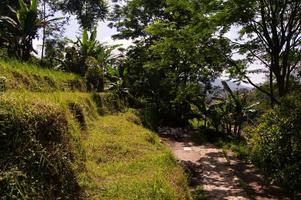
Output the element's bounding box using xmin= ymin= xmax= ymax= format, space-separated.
xmin=193 ymin=186 xmax=207 ymax=200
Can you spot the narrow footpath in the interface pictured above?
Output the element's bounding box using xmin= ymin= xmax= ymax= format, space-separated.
xmin=161 ymin=136 xmax=289 ymax=200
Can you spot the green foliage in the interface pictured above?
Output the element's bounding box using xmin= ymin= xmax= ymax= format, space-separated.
xmin=52 ymin=0 xmax=108 ymax=30
xmin=193 ymin=185 xmax=207 ymax=200
xmin=250 ymin=97 xmax=301 ymax=195
xmin=220 ymin=81 xmax=258 ymax=136
xmin=218 ymin=140 xmax=250 ymax=161
xmin=135 ymin=106 xmax=160 ymax=131
xmin=85 ymin=56 xmax=104 ymax=92
xmin=111 ymin=0 xmax=232 ymax=127
xmin=105 ymin=64 xmax=129 ymax=105
xmin=0 ymin=0 xmax=41 ymax=61
xmin=43 ymin=38 xmax=67 ymax=68
xmin=54 ymin=29 xmax=119 ymax=92
xmin=56 ymin=28 xmax=100 ymax=76
xmin=110 ymin=0 xmax=166 ymax=39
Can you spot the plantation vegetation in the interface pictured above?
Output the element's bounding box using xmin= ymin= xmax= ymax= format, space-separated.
xmin=0 ymin=0 xmax=300 ymax=199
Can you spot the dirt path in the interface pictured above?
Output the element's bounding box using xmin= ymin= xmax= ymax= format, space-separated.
xmin=162 ymin=137 xmax=289 ymax=200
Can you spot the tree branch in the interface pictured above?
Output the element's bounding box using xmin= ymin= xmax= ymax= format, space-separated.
xmin=244 ymin=75 xmax=280 ymax=105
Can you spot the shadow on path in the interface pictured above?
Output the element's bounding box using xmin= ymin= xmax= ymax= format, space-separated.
xmin=225 ymin=152 xmax=290 ymax=200
xmin=161 ymin=135 xmax=290 ymax=200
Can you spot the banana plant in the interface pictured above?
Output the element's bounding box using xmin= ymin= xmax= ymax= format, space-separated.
xmin=0 ymin=0 xmax=40 ymax=60
xmin=55 ymin=28 xmax=100 ymax=74
xmin=0 ymin=0 xmax=62 ymax=61
xmin=77 ymin=27 xmax=98 ymax=58
xmin=105 ymin=64 xmax=130 ymax=106
xmin=77 ymin=28 xmax=120 ymax=68
xmin=222 ymin=81 xmax=259 ymax=137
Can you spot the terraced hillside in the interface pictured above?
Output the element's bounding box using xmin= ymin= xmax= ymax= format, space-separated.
xmin=0 ymin=60 xmax=190 ymax=200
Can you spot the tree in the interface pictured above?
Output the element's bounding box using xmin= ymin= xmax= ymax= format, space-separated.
xmin=0 ymin=0 xmax=41 ymax=61
xmin=43 ymin=38 xmax=66 ymax=67
xmin=55 ymin=28 xmax=99 ymax=74
xmin=51 ymin=0 xmax=108 ymax=30
xmin=39 ymin=0 xmax=67 ymax=65
xmin=217 ymin=0 xmax=301 ymax=105
xmin=54 ymin=28 xmax=119 ymax=91
xmin=0 ymin=0 xmax=64 ymax=61
xmin=222 ymin=81 xmax=258 ymax=136
xmin=109 ymin=0 xmax=169 ymax=125
xmin=109 ymin=0 xmax=166 ymax=40
xmin=110 ymin=0 xmax=232 ymax=126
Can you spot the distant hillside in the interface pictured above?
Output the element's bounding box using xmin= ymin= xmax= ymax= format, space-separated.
xmin=213 ymin=78 xmax=253 ymax=91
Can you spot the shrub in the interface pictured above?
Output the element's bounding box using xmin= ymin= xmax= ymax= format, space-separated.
xmin=85 ymin=57 xmax=104 ymax=92
xmin=250 ymin=96 xmax=301 ymax=195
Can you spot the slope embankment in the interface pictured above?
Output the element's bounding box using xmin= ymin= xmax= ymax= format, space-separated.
xmin=0 ymin=60 xmax=190 ymax=200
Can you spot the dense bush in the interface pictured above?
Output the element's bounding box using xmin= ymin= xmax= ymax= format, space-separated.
xmin=250 ymin=97 xmax=301 ymax=195
xmin=0 ymin=99 xmax=80 ymax=199
xmin=85 ymin=57 xmax=104 ymax=92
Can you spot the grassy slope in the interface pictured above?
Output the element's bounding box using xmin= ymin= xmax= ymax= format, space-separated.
xmin=0 ymin=60 xmax=189 ymax=199
xmin=0 ymin=59 xmax=86 ymax=92
xmin=82 ymin=113 xmax=189 ymax=199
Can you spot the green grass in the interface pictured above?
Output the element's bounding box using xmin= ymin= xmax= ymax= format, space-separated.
xmin=216 ymin=140 xmax=250 ymax=161
xmin=1 ymin=92 xmax=190 ymax=199
xmin=81 ymin=113 xmax=190 ymax=199
xmin=0 ymin=59 xmax=86 ymax=92
xmin=0 ymin=60 xmax=190 ymax=199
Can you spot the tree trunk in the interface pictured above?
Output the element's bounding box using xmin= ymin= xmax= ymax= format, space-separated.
xmin=270 ymin=70 xmax=274 ymax=108
xmin=277 ymin=75 xmax=286 ymax=98
xmin=40 ymin=0 xmax=46 ymax=65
